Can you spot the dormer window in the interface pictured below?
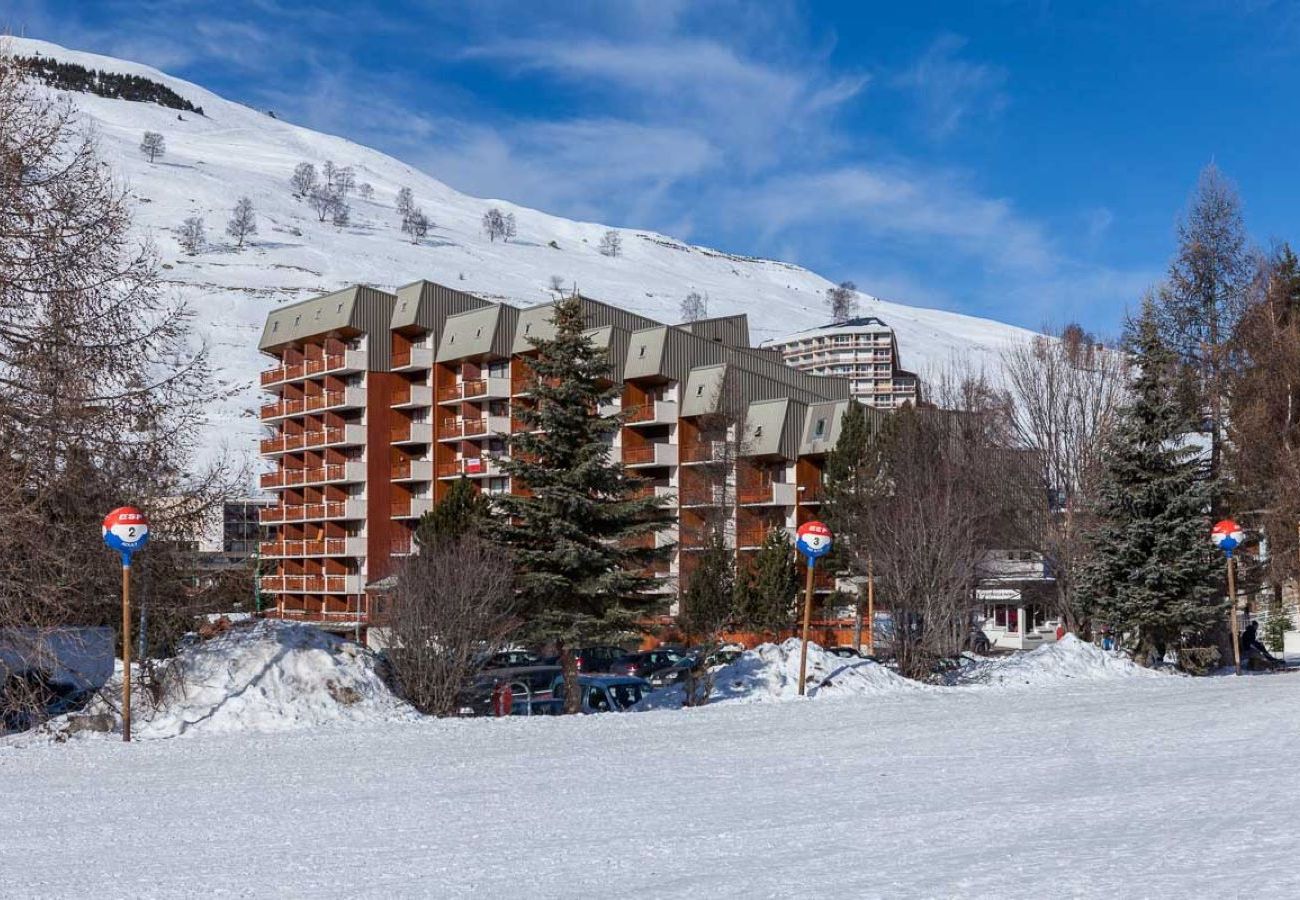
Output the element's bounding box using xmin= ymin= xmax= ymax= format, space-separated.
xmin=814 ymin=418 xmax=826 ymax=438
xmin=638 ymin=345 xmax=646 ymax=359
xmin=696 ymin=385 xmax=704 ymax=397
xmin=525 ymin=323 xmax=532 ymax=334
xmin=293 ymin=315 xmax=301 ymax=327
xmin=475 ymin=328 xmax=482 ymax=338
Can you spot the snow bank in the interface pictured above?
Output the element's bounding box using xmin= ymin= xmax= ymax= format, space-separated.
xmin=956 ymin=634 xmax=1168 ymax=688
xmin=71 ymin=621 xmax=414 ymax=739
xmin=640 ymin=639 xmax=927 ymax=709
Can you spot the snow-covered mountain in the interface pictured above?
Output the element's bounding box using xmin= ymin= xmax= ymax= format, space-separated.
xmin=11 ymin=37 xmax=1038 ymax=469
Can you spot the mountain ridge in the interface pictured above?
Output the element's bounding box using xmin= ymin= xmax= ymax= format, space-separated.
xmin=8 ymin=36 xmax=1039 ymax=470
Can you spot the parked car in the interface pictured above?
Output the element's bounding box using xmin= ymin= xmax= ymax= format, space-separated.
xmin=458 ymin=665 xmax=562 ymax=716
xmin=608 ymin=649 xmax=685 ymax=679
xmin=540 ymin=675 xmax=653 ymax=713
xmin=537 ymin=646 xmax=627 ymax=673
xmin=479 ymin=650 xmax=540 ymax=669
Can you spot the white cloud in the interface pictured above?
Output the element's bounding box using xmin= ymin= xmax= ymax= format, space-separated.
xmin=893 ymin=33 xmax=1008 ymax=139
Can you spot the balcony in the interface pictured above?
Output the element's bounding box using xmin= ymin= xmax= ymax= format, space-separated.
xmin=462 ymin=414 xmax=511 ymax=439
xmin=680 ymin=485 xmax=726 ymax=508
xmin=390 ymin=421 xmax=433 ymax=445
xmin=392 ymin=459 xmax=433 ymax=482
xmin=631 ymin=484 xmax=676 ymax=502
xmin=737 ymin=525 xmax=793 ymax=549
xmin=259 ymin=537 xmax=364 ymax=558
xmin=437 ymin=417 xmax=464 ymax=441
xmin=622 ymin=443 xmax=678 ymax=468
xmin=738 ymin=482 xmax=798 ymax=506
xmin=436 ymin=456 xmax=507 ymax=479
xmin=391 ymin=346 xmax=433 ymax=372
xmin=261 ymin=461 xmax=365 ymax=491
xmin=260 ymin=397 xmax=305 ymax=421
xmin=463 ymin=376 xmax=512 ymax=400
xmin=263 ymin=573 xmax=364 ymax=595
xmin=391 ymin=497 xmax=434 ymax=520
xmin=302 ymin=386 xmax=366 ymax=414
xmin=392 ymin=384 xmax=432 ymax=409
xmin=623 ymin=400 xmax=678 ymax=427
xmin=680 ymin=441 xmax=725 ymax=464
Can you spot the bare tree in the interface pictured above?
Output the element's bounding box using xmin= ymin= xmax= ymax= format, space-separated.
xmin=308 ymin=185 xmax=338 ymax=223
xmin=1002 ymin=327 xmax=1128 ymax=627
xmin=826 ymin=281 xmax=858 ymax=324
xmin=598 ymin=229 xmax=622 ymax=257
xmin=321 ymin=159 xmax=337 ymax=189
xmin=335 ymin=165 xmax=356 ymax=198
xmin=139 ymin=130 xmax=165 ymax=163
xmin=176 ymin=216 xmax=205 ymax=254
xmin=289 ymin=162 xmax=317 ymax=199
xmin=225 ymin=196 xmax=257 ymax=249
xmin=547 ymin=275 xmax=566 ymax=296
xmin=330 ymin=197 xmax=350 ymax=228
xmin=357 ymin=181 xmax=374 ymax=200
xmin=402 ymin=208 xmax=429 ymax=243
xmin=482 ymin=208 xmax=507 ymax=242
xmin=383 ymin=537 xmax=517 ymax=716
xmin=504 ymin=212 xmax=517 ymax=242
xmin=0 ymin=52 xmax=234 ymax=727
xmin=395 ymin=186 xmax=414 ymax=221
xmin=680 ymin=291 xmax=707 ymax=322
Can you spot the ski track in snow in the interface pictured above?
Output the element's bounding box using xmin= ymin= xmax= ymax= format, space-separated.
xmin=3 ymin=671 xmax=1299 ymax=897
xmin=10 ymin=37 xmax=1039 ymax=471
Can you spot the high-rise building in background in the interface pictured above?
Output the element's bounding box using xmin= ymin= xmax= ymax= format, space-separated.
xmin=765 ymin=317 xmax=919 ymax=410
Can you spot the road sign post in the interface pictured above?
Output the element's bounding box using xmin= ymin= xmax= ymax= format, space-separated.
xmin=1211 ymin=519 xmax=1244 ymax=677
xmin=795 ymin=521 xmax=833 ymax=696
xmin=103 ymin=506 xmax=150 ymax=741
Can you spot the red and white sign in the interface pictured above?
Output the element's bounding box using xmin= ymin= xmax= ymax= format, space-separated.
xmin=102 ymin=506 xmax=150 ymax=558
xmin=1211 ymin=519 xmax=1245 ymax=555
xmin=464 ymin=457 xmax=483 ymax=474
xmin=795 ymin=520 xmax=833 ymax=560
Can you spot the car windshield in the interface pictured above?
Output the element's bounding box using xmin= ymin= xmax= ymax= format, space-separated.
xmin=608 ymin=683 xmax=649 ymax=710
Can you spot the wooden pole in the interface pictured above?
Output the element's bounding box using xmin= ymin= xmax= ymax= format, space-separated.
xmin=866 ymin=556 xmax=875 ymax=655
xmin=1227 ymin=555 xmax=1241 ymax=677
xmin=797 ymin=559 xmax=816 ymax=696
xmin=121 ymin=563 xmax=132 ymax=742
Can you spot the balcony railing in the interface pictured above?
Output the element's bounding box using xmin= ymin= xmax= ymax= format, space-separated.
xmin=437 ymin=383 xmax=464 ymax=403
xmin=391 ymin=347 xmax=432 ymax=371
xmin=623 ymin=444 xmax=677 ymax=467
xmin=437 ymin=417 xmax=462 ymax=440
xmin=680 ymin=442 xmax=724 ymax=464
xmin=392 ymin=459 xmax=433 ymax=481
xmin=623 ymin=400 xmax=677 ymax=426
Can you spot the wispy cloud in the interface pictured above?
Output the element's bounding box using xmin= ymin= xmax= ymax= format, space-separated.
xmin=893 ymin=33 xmax=1008 ymax=139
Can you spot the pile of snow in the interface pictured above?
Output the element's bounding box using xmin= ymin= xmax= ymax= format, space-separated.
xmin=641 ymin=639 xmax=927 ymax=709
xmin=69 ymin=621 xmax=414 ymax=740
xmin=957 ymin=634 xmax=1168 ymax=688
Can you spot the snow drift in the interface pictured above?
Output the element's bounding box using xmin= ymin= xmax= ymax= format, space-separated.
xmin=70 ymin=621 xmax=414 ymax=740
xmin=640 ymin=639 xmax=928 ymax=709
xmin=956 ymin=634 xmax=1167 ymax=688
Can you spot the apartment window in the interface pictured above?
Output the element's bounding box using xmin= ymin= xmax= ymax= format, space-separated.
xmin=272 ymin=321 xmax=279 ymax=333
xmin=638 ymin=345 xmax=647 ymax=359
xmin=475 ymin=328 xmax=482 ymax=338
xmin=525 ymin=323 xmax=532 ymax=334
xmin=314 ymin=309 xmax=321 ymax=320
xmin=293 ymin=315 xmax=301 ymax=327
xmin=696 ymin=384 xmax=705 ymax=397
xmin=484 ymin=477 xmax=508 ymax=495
xmin=487 ymin=361 xmax=508 ymax=378
xmin=814 ymin=418 xmax=826 ymax=438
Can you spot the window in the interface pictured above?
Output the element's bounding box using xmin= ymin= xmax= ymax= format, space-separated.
xmin=293 ymin=315 xmax=301 ymax=327
xmin=524 ymin=323 xmax=532 ymax=334
xmin=336 ymin=303 xmax=344 ymax=313
xmin=753 ymin=426 xmax=763 ymax=437
xmin=475 ymin=328 xmax=481 ymax=338
xmin=314 ymin=309 xmax=321 ymax=320
xmin=272 ymin=321 xmax=279 ymax=333
xmin=696 ymin=384 xmax=705 ymax=397
xmin=814 ymin=418 xmax=826 ymax=438
xmin=638 ymin=345 xmax=646 ymax=359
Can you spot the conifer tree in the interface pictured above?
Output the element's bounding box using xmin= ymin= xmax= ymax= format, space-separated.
xmin=1080 ymin=302 xmax=1221 ymax=662
xmin=414 ymin=476 xmax=490 ymax=550
xmin=734 ymin=528 xmax=800 ymax=638
xmin=490 ymin=296 xmax=675 ymax=710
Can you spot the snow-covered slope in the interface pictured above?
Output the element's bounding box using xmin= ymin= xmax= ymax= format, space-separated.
xmin=11 ymin=38 xmax=1038 ymax=468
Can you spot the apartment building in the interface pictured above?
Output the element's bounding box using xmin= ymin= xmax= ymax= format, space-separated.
xmin=765 ymin=317 xmax=919 ymax=410
xmin=256 ymin=281 xmax=874 ymax=632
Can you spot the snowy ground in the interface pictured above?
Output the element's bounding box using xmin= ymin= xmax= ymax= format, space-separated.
xmin=4 ymin=668 xmax=1299 ymax=897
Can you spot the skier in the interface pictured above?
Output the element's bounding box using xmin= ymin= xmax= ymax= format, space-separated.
xmin=1239 ymin=621 xmax=1283 ymax=670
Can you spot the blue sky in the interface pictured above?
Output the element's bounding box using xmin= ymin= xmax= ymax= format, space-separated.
xmin=9 ymin=0 xmax=1299 ymax=334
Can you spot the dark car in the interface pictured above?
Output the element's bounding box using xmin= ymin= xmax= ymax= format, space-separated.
xmin=480 ymin=650 xmax=541 ymax=669
xmin=458 ymin=665 xmax=562 ymax=716
xmin=538 ymin=646 xmax=627 ymax=673
xmin=539 ymin=675 xmax=653 ymax=713
xmin=608 ymin=649 xmax=684 ymax=679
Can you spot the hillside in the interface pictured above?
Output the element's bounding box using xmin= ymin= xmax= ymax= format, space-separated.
xmin=10 ymin=37 xmax=1039 ymax=471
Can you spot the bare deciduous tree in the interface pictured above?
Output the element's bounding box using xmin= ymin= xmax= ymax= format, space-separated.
xmin=482 ymin=208 xmax=507 ymax=242
xmin=384 ymin=537 xmax=517 ymax=717
xmin=547 ymin=275 xmax=566 ymax=296
xmin=1002 ymin=327 xmax=1128 ymax=627
xmin=289 ymin=162 xmax=317 ymax=199
xmin=504 ymin=212 xmax=517 ymax=242
xmin=395 ymin=186 xmax=414 ymax=221
xmin=321 ymin=159 xmax=337 ymax=189
xmin=307 ymin=185 xmax=338 ymax=223
xmin=826 ymin=281 xmax=858 ymax=324
xmin=176 ymin=216 xmax=205 ymax=254
xmin=680 ymin=291 xmax=708 ymax=322
xmin=598 ymin=229 xmax=622 ymax=257
xmin=225 ymin=196 xmax=257 ymax=249
xmin=357 ymin=181 xmax=373 ymax=200
xmin=0 ymin=51 xmax=234 ymax=727
xmin=330 ymin=198 xmax=350 ymax=228
xmin=335 ymin=165 xmax=355 ymax=198
xmin=139 ymin=130 xmax=164 ymax=163
xmin=402 ymin=208 xmax=429 ymax=243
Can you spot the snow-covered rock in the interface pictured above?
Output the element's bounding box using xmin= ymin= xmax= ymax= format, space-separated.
xmin=956 ymin=634 xmax=1167 ymax=688
xmin=640 ymin=639 xmax=928 ymax=708
xmin=8 ymin=37 xmax=1039 ymax=468
xmin=61 ymin=621 xmax=414 ymax=740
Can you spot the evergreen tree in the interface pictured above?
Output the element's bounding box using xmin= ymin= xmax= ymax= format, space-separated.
xmin=1080 ymin=302 xmax=1221 ymax=662
xmin=490 ymin=296 xmax=675 ymax=710
xmin=734 ymin=528 xmax=800 ymax=637
xmin=679 ymin=534 xmax=735 ymax=642
xmin=414 ymin=476 xmax=490 ymax=550
xmin=821 ymin=400 xmax=879 ymax=573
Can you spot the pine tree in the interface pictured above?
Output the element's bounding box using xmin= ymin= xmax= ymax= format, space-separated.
xmin=734 ymin=528 xmax=800 ymax=638
xmin=414 ymin=476 xmax=489 ymax=549
xmin=679 ymin=533 xmax=736 ymax=642
xmin=1080 ymin=301 xmax=1221 ymax=662
xmin=490 ymin=296 xmax=675 ymax=710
